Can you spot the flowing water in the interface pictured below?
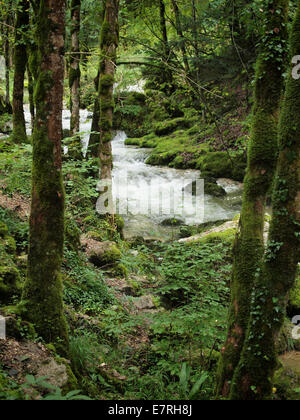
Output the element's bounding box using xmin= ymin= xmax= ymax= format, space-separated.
xmin=24 ymin=106 xmax=243 ymax=240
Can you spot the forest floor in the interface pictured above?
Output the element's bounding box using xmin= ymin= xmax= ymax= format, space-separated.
xmin=0 ymin=89 xmax=300 ymax=399
xmin=1 ymin=177 xmax=300 ymax=399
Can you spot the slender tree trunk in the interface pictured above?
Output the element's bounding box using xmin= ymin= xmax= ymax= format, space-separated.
xmin=159 ymin=0 xmax=173 ymax=92
xmin=12 ymin=0 xmax=29 ymax=144
xmin=89 ymin=71 xmax=100 ymax=157
xmin=216 ymin=0 xmax=289 ymax=398
xmin=171 ymin=0 xmax=190 ymax=74
xmin=22 ymin=0 xmax=69 ymax=357
xmin=4 ymin=13 xmax=11 ymax=110
xmin=69 ymin=0 xmax=81 ymax=136
xmin=27 ymin=65 xmax=35 ymax=129
xmin=229 ymin=2 xmax=300 ymax=399
xmin=96 ymin=0 xmax=119 ymax=215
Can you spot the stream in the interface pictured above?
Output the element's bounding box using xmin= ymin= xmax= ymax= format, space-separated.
xmin=24 ymin=106 xmax=243 ymax=240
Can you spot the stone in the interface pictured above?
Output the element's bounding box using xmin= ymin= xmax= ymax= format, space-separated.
xmin=80 ymin=236 xmax=121 ymax=267
xmin=36 ymin=358 xmax=68 ymax=389
xmin=133 ymin=295 xmax=156 ymax=311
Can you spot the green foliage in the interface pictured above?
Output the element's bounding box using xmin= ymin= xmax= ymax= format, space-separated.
xmin=0 ymin=143 xmax=32 ymax=196
xmin=63 ymin=250 xmax=114 ymax=314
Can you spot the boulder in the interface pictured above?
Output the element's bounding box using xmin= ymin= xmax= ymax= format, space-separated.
xmin=133 ymin=295 xmax=156 ymax=311
xmin=80 ymin=236 xmax=121 ymax=267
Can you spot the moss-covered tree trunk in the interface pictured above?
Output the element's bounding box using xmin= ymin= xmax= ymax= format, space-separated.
xmin=229 ymin=2 xmax=300 ymax=400
xmin=12 ymin=0 xmax=29 ymax=144
xmin=216 ymin=0 xmax=289 ymax=398
xmin=69 ymin=0 xmax=81 ymax=136
xmin=22 ymin=0 xmax=68 ymax=357
xmin=97 ymin=0 xmax=119 ymax=214
xmin=89 ymin=71 xmax=100 ymax=157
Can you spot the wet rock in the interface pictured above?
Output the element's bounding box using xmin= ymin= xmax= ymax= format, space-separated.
xmin=161 ymin=218 xmax=185 ymax=227
xmin=184 ymin=178 xmax=226 ymax=198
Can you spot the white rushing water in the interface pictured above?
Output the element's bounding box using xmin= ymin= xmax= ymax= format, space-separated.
xmin=24 ymin=106 xmax=242 ymax=240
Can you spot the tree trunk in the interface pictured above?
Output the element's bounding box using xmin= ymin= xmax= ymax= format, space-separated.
xmin=89 ymin=71 xmax=100 ymax=157
xmin=27 ymin=65 xmax=35 ymax=130
xmin=22 ymin=0 xmax=69 ymax=357
xmin=216 ymin=0 xmax=289 ymax=398
xmin=4 ymin=13 xmax=11 ymax=110
xmin=171 ymin=0 xmax=190 ymax=74
xmin=229 ymin=2 xmax=300 ymax=399
xmin=96 ymin=0 xmax=119 ymax=216
xmin=159 ymin=0 xmax=173 ymax=92
xmin=69 ymin=0 xmax=81 ymax=136
xmin=12 ymin=0 xmax=29 ymax=144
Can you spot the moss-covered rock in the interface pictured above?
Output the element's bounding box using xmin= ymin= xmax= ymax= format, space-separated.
xmin=276 ymin=319 xmax=300 ymax=354
xmin=205 ymin=181 xmax=227 ymax=197
xmin=154 ymin=117 xmax=194 ymax=136
xmin=289 ymin=274 xmax=300 ymax=313
xmin=80 ymin=236 xmax=121 ymax=267
xmin=274 ymin=357 xmax=300 ymax=400
xmin=196 ymin=151 xmax=246 ymax=182
xmin=160 ymin=218 xmax=185 ymax=227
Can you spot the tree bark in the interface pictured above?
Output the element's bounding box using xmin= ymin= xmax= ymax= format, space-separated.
xmin=4 ymin=12 xmax=11 ymax=110
xmin=159 ymin=0 xmax=173 ymax=92
xmin=216 ymin=0 xmax=289 ymax=398
xmin=22 ymin=0 xmax=69 ymax=357
xmin=96 ymin=0 xmax=119 ymax=216
xmin=229 ymin=2 xmax=300 ymax=399
xmin=171 ymin=0 xmax=190 ymax=74
xmin=12 ymin=0 xmax=29 ymax=144
xmin=69 ymin=0 xmax=81 ymax=136
xmin=89 ymin=71 xmax=100 ymax=157
xmin=27 ymin=65 xmax=35 ymax=129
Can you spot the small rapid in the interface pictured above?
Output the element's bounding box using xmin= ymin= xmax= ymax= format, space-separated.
xmin=24 ymin=106 xmax=243 ymax=240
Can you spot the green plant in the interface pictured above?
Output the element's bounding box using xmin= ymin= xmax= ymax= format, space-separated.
xmin=179 ymin=363 xmax=209 ymax=400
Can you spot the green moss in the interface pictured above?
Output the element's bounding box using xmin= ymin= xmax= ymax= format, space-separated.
xmin=65 ymin=218 xmax=81 ymax=252
xmin=274 ymin=366 xmax=300 ymax=400
xmin=20 ymin=2 xmax=69 ymax=358
xmin=154 ymin=117 xmax=195 ymax=136
xmin=0 ymin=223 xmax=22 ymax=304
xmin=99 ymin=74 xmax=114 ymax=92
xmin=0 ymin=222 xmax=8 ymax=237
xmin=0 ymin=266 xmax=22 ymax=304
xmin=114 ymin=263 xmax=128 ymax=278
xmin=186 ymin=228 xmax=237 ymax=246
xmin=196 ymin=152 xmax=246 ymax=181
xmin=289 ymin=273 xmax=300 ymax=311
xmin=99 ymin=116 xmax=113 ymax=133
xmin=69 ymin=67 xmax=81 ymax=89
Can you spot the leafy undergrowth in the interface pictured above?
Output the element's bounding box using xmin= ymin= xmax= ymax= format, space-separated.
xmin=0 ymin=138 xmax=235 ymax=400
xmin=65 ymin=235 xmax=233 ymax=400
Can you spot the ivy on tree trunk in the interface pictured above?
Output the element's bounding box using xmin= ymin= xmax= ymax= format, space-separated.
xmin=216 ymin=0 xmax=289 ymax=398
xmin=229 ymin=2 xmax=300 ymax=399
